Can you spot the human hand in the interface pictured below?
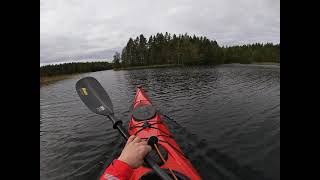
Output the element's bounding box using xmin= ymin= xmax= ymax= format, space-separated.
xmin=118 ymin=135 xmax=152 ymax=169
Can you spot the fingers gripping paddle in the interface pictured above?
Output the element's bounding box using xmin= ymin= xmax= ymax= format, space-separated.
xmin=75 ymin=77 xmax=172 ymax=180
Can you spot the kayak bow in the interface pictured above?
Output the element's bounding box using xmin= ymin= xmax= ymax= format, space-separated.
xmin=128 ymin=87 xmax=202 ymax=180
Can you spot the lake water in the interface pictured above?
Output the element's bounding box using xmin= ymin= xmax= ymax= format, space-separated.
xmin=40 ymin=64 xmax=280 ymax=180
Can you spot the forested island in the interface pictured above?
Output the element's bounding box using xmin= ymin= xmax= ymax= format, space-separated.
xmin=40 ymin=33 xmax=279 ymax=84
xmin=113 ymin=33 xmax=279 ymax=68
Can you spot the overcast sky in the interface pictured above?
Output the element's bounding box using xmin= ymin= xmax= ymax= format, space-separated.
xmin=40 ymin=0 xmax=280 ymax=65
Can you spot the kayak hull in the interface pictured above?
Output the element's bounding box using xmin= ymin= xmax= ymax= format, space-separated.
xmin=128 ymin=88 xmax=201 ymax=180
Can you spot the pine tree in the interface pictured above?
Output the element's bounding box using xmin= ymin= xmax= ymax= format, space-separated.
xmin=138 ymin=34 xmax=147 ymax=65
xmin=112 ymin=52 xmax=121 ymax=68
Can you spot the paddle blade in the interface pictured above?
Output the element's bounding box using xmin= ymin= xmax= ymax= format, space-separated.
xmin=75 ymin=77 xmax=114 ymax=116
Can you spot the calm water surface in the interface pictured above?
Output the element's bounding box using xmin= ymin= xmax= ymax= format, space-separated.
xmin=40 ymin=64 xmax=280 ymax=180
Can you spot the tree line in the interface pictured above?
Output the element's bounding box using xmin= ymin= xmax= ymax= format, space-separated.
xmin=40 ymin=33 xmax=279 ymax=76
xmin=113 ymin=33 xmax=280 ymax=67
xmin=40 ymin=62 xmax=113 ymax=77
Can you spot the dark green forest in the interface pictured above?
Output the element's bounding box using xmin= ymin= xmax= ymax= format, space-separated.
xmin=114 ymin=33 xmax=279 ymax=68
xmin=40 ymin=62 xmax=112 ymax=77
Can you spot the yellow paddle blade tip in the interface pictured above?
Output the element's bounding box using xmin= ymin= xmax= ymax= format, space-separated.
xmin=80 ymin=88 xmax=88 ymax=96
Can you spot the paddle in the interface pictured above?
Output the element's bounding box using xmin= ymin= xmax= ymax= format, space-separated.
xmin=75 ymin=77 xmax=172 ymax=180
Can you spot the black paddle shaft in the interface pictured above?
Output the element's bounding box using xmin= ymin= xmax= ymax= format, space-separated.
xmin=107 ymin=115 xmax=129 ymax=139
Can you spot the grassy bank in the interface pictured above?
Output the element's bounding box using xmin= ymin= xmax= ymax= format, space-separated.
xmin=40 ymin=75 xmax=74 ymax=86
xmin=114 ymin=64 xmax=183 ymax=71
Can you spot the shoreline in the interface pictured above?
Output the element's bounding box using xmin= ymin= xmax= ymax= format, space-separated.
xmin=40 ymin=75 xmax=74 ymax=86
xmin=40 ymin=62 xmax=279 ymax=86
xmin=251 ymin=62 xmax=280 ymax=65
xmin=113 ymin=64 xmax=183 ymax=71
xmin=114 ymin=62 xmax=279 ymax=71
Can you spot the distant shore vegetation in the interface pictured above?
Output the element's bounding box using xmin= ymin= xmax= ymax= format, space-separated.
xmin=40 ymin=62 xmax=113 ymax=77
xmin=40 ymin=33 xmax=279 ymax=84
xmin=40 ymin=62 xmax=113 ymax=85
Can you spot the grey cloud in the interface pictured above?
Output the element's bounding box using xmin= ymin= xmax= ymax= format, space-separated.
xmin=40 ymin=0 xmax=279 ymax=64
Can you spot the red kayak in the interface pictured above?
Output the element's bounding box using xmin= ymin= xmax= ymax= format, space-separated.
xmin=128 ymin=87 xmax=202 ymax=180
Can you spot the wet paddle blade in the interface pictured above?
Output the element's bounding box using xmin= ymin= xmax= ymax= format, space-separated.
xmin=75 ymin=77 xmax=114 ymax=116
